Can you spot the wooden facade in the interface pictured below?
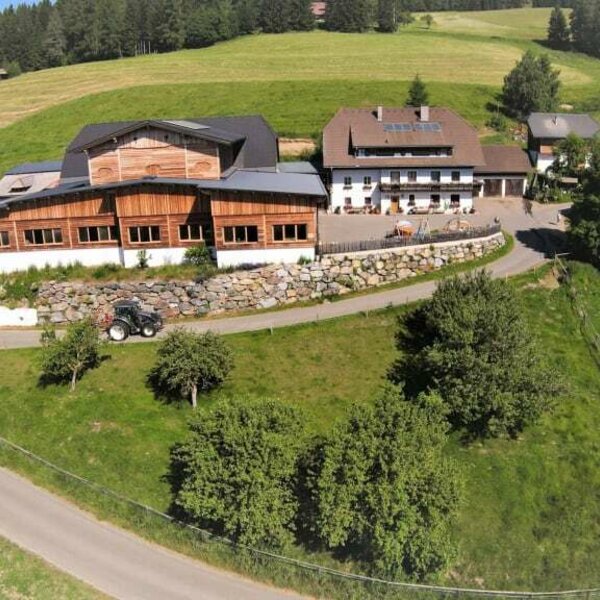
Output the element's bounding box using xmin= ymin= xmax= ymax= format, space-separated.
xmin=88 ymin=128 xmax=221 ymax=185
xmin=0 ymin=183 xmax=319 ymax=255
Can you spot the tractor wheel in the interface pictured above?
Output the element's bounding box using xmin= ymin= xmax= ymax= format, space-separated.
xmin=141 ymin=323 xmax=158 ymax=338
xmin=108 ymin=321 xmax=130 ymax=342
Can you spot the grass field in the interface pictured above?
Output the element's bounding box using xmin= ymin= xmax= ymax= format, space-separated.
xmin=1 ymin=262 xmax=600 ymax=590
xmin=0 ymin=8 xmax=599 ymax=174
xmin=0 ymin=536 xmax=105 ymax=599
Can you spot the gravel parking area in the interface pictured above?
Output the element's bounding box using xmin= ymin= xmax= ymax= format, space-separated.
xmin=319 ymin=198 xmax=527 ymax=243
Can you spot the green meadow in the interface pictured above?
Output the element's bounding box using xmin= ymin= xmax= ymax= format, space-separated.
xmin=1 ymin=263 xmax=600 ymax=590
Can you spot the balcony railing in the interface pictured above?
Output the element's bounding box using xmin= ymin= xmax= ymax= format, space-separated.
xmin=317 ymin=223 xmax=501 ymax=256
xmin=379 ymin=182 xmax=475 ymax=192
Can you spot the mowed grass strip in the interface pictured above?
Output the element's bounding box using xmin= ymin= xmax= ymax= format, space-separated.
xmin=1 ymin=264 xmax=600 ymax=589
xmin=0 ymin=9 xmax=597 ymax=129
xmin=0 ymin=536 xmax=106 ymax=599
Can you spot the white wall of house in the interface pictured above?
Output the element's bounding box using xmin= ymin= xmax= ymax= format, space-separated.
xmin=0 ymin=247 xmax=122 ymax=273
xmin=330 ymin=167 xmax=474 ymax=213
xmin=216 ymin=247 xmax=315 ymax=268
xmin=121 ymin=247 xmax=188 ymax=268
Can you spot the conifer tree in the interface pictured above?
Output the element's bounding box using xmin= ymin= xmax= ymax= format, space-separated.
xmin=44 ymin=9 xmax=67 ymax=67
xmin=378 ymin=0 xmax=397 ymax=32
xmin=547 ymin=4 xmax=570 ymax=49
xmin=407 ymin=74 xmax=429 ymax=106
xmin=259 ymin=0 xmax=291 ymax=33
xmin=288 ymin=0 xmax=315 ymax=31
xmin=325 ymin=0 xmax=372 ymax=33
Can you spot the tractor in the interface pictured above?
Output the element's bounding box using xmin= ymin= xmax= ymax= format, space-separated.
xmin=106 ymin=300 xmax=163 ymax=342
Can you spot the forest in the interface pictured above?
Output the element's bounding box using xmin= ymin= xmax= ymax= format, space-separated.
xmin=0 ymin=0 xmax=597 ymax=76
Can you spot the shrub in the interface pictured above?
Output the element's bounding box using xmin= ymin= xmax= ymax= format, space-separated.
xmin=149 ymin=329 xmax=233 ymax=408
xmin=486 ymin=112 xmax=508 ymax=132
xmin=390 ymin=270 xmax=561 ymax=439
xmin=39 ymin=320 xmax=103 ymax=391
xmin=171 ymin=398 xmax=304 ymax=548
xmin=183 ymin=244 xmax=212 ymax=267
xmin=137 ymin=250 xmax=150 ymax=269
xmin=568 ymin=195 xmax=600 ymax=266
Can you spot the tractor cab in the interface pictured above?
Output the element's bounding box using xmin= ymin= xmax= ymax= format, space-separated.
xmin=108 ymin=300 xmax=163 ymax=342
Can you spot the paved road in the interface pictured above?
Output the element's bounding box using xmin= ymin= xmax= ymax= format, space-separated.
xmin=0 ymin=468 xmax=307 ymax=600
xmin=0 ymin=201 xmax=568 ymax=350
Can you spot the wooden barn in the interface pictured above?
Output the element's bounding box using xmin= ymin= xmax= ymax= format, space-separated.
xmin=0 ymin=117 xmax=327 ymax=272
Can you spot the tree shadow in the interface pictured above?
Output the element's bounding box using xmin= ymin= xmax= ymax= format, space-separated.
xmin=514 ymin=226 xmax=569 ymax=257
xmin=145 ymin=370 xmax=189 ymax=407
xmin=37 ymin=353 xmax=111 ymax=389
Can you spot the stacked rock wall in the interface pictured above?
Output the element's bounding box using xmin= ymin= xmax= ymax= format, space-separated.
xmin=36 ymin=233 xmax=505 ymax=323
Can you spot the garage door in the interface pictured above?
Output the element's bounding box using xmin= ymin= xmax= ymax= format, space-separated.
xmin=483 ymin=179 xmax=502 ymax=197
xmin=505 ymin=178 xmax=524 ymax=197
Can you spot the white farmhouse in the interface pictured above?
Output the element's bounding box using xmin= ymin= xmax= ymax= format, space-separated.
xmin=323 ymin=106 xmax=487 ymax=215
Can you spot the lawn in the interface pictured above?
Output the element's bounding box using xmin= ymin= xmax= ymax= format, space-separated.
xmin=1 ymin=262 xmax=600 ymax=591
xmin=0 ymin=536 xmax=105 ymax=599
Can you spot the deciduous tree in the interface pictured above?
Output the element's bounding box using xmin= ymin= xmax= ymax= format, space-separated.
xmin=303 ymin=386 xmax=460 ymax=579
xmin=39 ymin=320 xmax=103 ymax=391
xmin=172 ymin=398 xmax=303 ymax=547
xmin=149 ymin=329 xmax=233 ymax=408
xmin=390 ymin=271 xmax=560 ymax=438
xmin=502 ymin=51 xmax=560 ymax=120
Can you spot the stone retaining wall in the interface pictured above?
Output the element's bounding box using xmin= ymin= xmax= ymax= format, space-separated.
xmin=36 ymin=233 xmax=505 ymax=324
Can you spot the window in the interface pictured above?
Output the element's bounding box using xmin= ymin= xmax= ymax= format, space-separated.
xmin=390 ymin=171 xmax=400 ymax=184
xmin=430 ymin=194 xmax=441 ymax=207
xmin=179 ymin=224 xmax=204 ymax=241
xmin=408 ymin=171 xmax=417 ymax=182
xmin=24 ymin=228 xmax=62 ymax=246
xmin=363 ymin=176 xmax=372 ymax=187
xmin=364 ymin=197 xmax=372 ymax=206
xmin=129 ymin=225 xmax=160 ymax=243
xmin=343 ymin=176 xmax=352 ymax=188
xmin=0 ymin=231 xmax=8 ymax=247
xmin=408 ymin=195 xmax=416 ymax=206
xmin=273 ymin=224 xmax=308 ymax=242
xmin=224 ymin=225 xmax=258 ymax=244
xmin=344 ymin=197 xmax=352 ymax=206
xmin=9 ymin=181 xmax=31 ymax=193
xmin=452 ymin=171 xmax=461 ymax=182
xmin=78 ymin=226 xmax=118 ymax=243
xmin=431 ymin=171 xmax=441 ymax=182
xmin=451 ymin=194 xmax=461 ymax=206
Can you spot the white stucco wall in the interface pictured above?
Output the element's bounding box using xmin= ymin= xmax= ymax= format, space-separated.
xmin=0 ymin=306 xmax=38 ymax=327
xmin=330 ymin=167 xmax=474 ymax=214
xmin=0 ymin=247 xmax=122 ymax=274
xmin=216 ymin=247 xmax=315 ymax=268
xmin=122 ymin=247 xmax=188 ymax=268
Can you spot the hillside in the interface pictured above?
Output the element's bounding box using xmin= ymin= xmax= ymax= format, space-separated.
xmin=0 ymin=8 xmax=599 ymax=175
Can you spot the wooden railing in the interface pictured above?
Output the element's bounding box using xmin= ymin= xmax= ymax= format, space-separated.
xmin=317 ymin=223 xmax=502 ymax=256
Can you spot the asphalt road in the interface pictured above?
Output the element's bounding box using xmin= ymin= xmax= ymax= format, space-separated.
xmin=0 ymin=468 xmax=307 ymax=600
xmin=0 ymin=201 xmax=567 ymax=350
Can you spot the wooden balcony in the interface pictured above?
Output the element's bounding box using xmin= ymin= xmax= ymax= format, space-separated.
xmin=380 ymin=182 xmax=475 ymax=192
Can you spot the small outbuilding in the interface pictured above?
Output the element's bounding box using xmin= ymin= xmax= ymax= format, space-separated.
xmin=0 ymin=69 xmax=8 ymax=81
xmin=476 ymin=145 xmax=532 ymax=199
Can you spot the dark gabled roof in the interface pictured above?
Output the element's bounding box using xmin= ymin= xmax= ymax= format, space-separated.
xmin=5 ymin=160 xmax=63 ymax=175
xmin=475 ymin=146 xmax=532 ymax=175
xmin=323 ymin=107 xmax=486 ymax=168
xmin=61 ymin=115 xmax=279 ymax=180
xmin=0 ymin=171 xmax=326 ymax=210
xmin=69 ymin=119 xmax=244 ymax=152
xmin=198 ymin=169 xmax=327 ymax=197
xmin=527 ymin=113 xmax=600 ymax=140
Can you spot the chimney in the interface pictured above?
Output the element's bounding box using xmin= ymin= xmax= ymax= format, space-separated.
xmin=377 ymin=106 xmax=383 ymax=122
xmin=420 ymin=106 xmax=430 ymax=122
xmin=552 ymin=115 xmax=558 ymax=125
